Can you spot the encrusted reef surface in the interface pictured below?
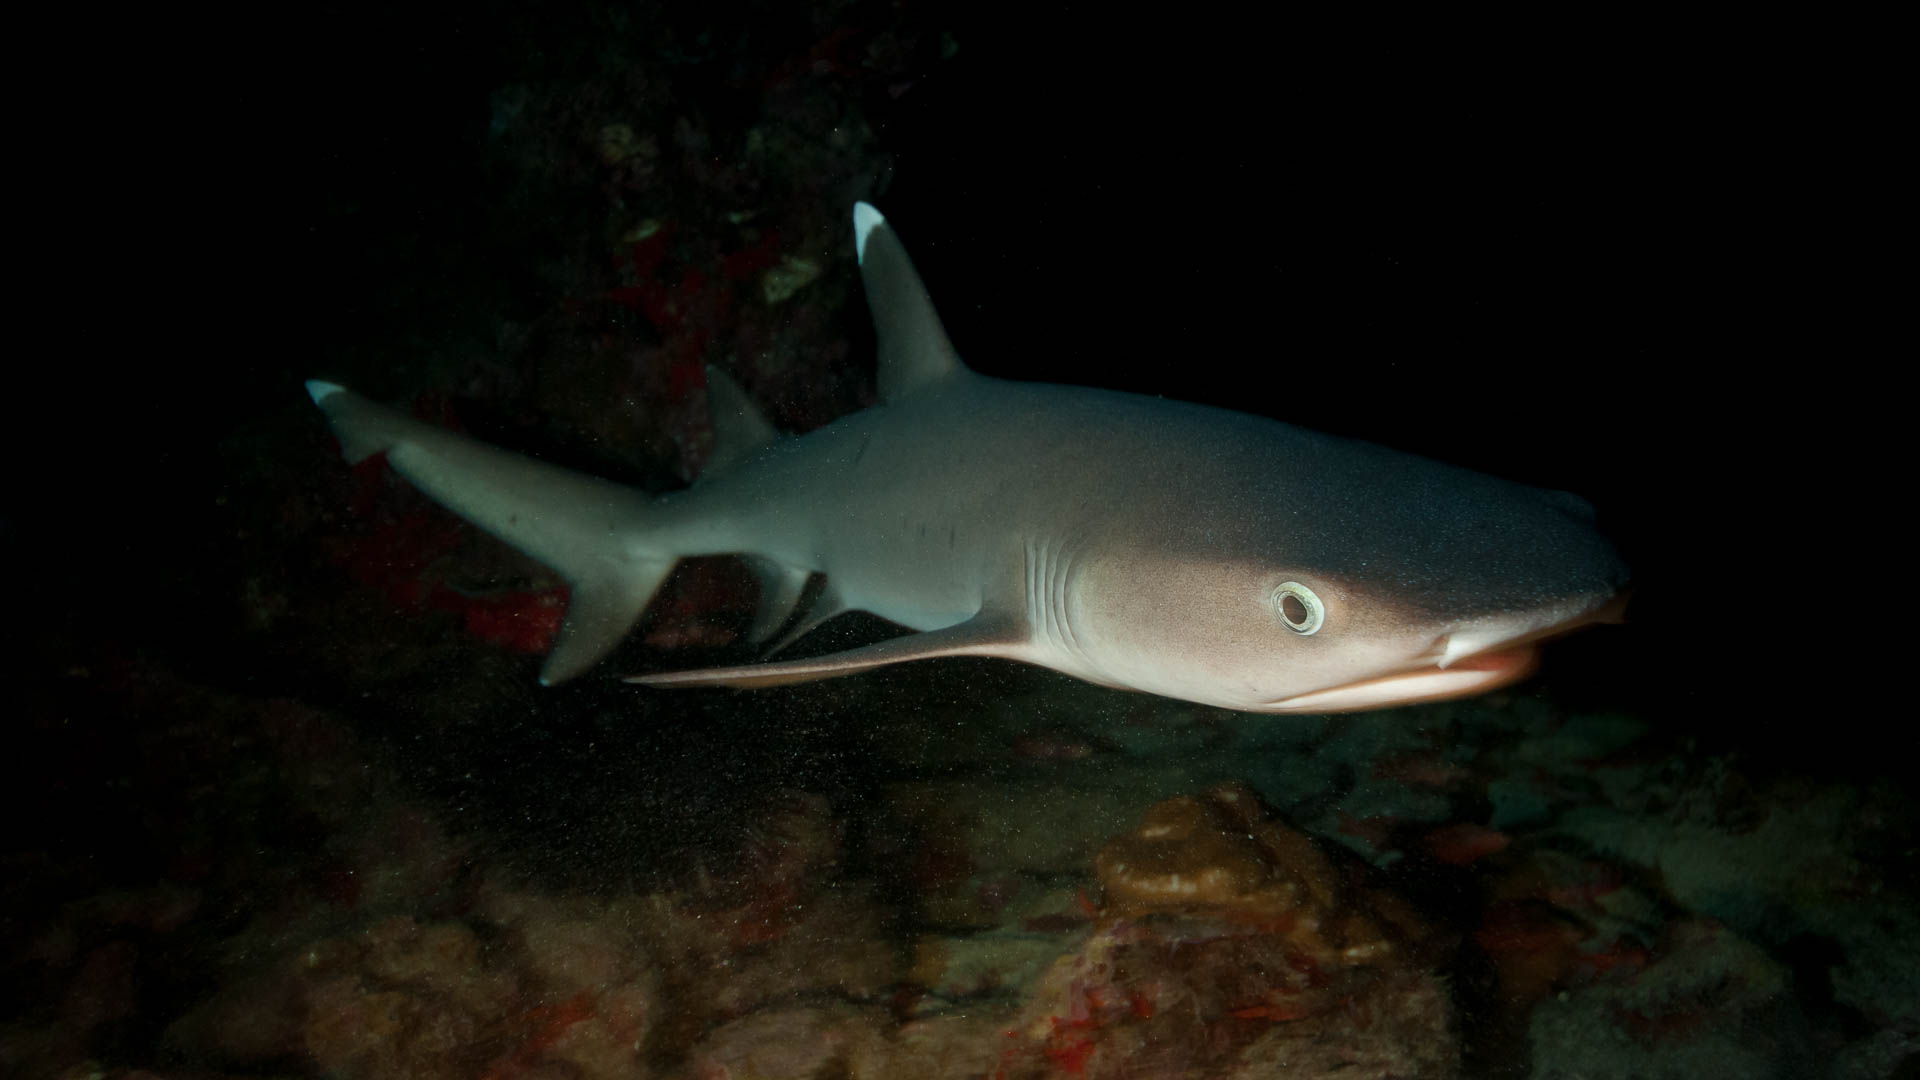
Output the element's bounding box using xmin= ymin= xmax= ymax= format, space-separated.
xmin=9 ymin=642 xmax=1918 ymax=1077
xmin=983 ymin=783 xmax=1459 ymax=1078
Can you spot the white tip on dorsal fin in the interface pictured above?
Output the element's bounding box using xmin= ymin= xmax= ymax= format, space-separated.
xmin=852 ymin=202 xmax=968 ymax=402
xmin=702 ymin=365 xmax=779 ymax=475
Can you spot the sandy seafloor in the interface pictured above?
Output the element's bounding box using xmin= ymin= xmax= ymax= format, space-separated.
xmin=8 ymin=5 xmax=1905 ymax=1078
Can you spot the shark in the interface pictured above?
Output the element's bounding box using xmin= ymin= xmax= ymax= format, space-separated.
xmin=307 ymin=202 xmax=1627 ymax=713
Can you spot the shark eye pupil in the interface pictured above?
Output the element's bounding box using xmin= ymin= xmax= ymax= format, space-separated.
xmin=1272 ymin=582 xmax=1324 ymax=635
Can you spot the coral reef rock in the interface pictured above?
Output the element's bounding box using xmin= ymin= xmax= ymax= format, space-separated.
xmin=1095 ymin=781 xmax=1435 ymax=968
xmin=975 ymin=783 xmax=1460 ymax=1078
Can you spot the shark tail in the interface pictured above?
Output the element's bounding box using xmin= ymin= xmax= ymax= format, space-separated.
xmin=305 ymin=380 xmax=673 ymax=685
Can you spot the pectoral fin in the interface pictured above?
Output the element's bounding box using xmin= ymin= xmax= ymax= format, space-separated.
xmin=626 ymin=609 xmax=1029 ymax=690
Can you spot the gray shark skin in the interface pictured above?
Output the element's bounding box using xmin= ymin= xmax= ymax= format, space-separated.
xmin=308 ymin=203 xmax=1627 ymax=713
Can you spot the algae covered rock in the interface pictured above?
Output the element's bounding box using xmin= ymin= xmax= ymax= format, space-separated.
xmin=1095 ymin=781 xmax=1436 ymax=969
xmin=976 ymin=783 xmax=1461 ymax=1078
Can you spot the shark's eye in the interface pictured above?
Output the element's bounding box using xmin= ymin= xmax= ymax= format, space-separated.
xmin=1271 ymin=581 xmax=1324 ymax=635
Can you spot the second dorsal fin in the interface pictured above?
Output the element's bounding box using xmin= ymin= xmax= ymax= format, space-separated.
xmin=702 ymin=365 xmax=779 ymax=475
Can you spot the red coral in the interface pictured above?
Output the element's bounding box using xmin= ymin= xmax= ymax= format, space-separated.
xmin=479 ymin=991 xmax=596 ymax=1080
xmin=1228 ymin=1000 xmax=1316 ymax=1022
xmin=1473 ymin=901 xmax=1587 ymax=1007
xmin=319 ymin=407 xmax=571 ymax=659
xmin=1038 ymin=1005 xmax=1104 ymax=1074
xmin=606 ymin=221 xmax=784 ymax=412
xmin=438 ymin=585 xmax=566 ymax=655
xmin=1421 ymin=823 xmax=1511 ymax=866
xmin=1578 ymin=942 xmax=1651 ymax=977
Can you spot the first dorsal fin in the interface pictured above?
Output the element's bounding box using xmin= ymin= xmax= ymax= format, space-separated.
xmin=702 ymin=365 xmax=779 ymax=475
xmin=854 ymin=202 xmax=968 ymax=401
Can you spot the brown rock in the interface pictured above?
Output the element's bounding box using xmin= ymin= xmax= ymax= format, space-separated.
xmin=1095 ymin=782 xmax=1432 ymax=968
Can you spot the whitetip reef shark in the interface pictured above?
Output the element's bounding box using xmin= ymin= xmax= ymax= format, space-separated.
xmin=308 ymin=202 xmax=1627 ymax=713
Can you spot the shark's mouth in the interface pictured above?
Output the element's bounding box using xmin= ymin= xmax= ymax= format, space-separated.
xmin=1261 ymin=590 xmax=1628 ymax=714
xmin=1262 ymin=644 xmax=1541 ymax=713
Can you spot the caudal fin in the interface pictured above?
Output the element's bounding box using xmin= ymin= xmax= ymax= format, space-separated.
xmin=306 ymin=382 xmax=673 ymax=684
